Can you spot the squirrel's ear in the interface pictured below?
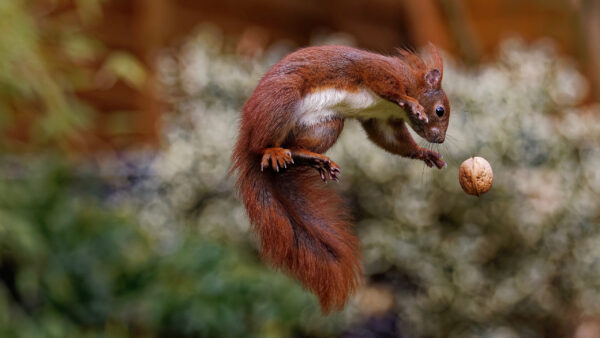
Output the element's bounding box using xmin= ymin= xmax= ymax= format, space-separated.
xmin=423 ymin=42 xmax=444 ymax=88
xmin=425 ymin=69 xmax=442 ymax=88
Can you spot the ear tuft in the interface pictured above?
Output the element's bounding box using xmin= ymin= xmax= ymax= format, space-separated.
xmin=425 ymin=69 xmax=442 ymax=88
xmin=424 ymin=42 xmax=444 ymax=74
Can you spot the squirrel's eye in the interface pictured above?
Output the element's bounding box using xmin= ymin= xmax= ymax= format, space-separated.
xmin=435 ymin=106 xmax=445 ymax=117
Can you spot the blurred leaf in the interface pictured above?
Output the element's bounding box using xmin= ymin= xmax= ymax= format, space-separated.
xmin=74 ymin=0 xmax=104 ymax=25
xmin=0 ymin=0 xmax=144 ymax=148
xmin=60 ymin=32 xmax=104 ymax=63
xmin=102 ymin=52 xmax=148 ymax=89
xmin=104 ymin=110 xmax=135 ymax=135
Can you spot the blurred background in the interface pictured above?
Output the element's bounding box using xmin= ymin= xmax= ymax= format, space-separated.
xmin=1 ymin=0 xmax=600 ymax=337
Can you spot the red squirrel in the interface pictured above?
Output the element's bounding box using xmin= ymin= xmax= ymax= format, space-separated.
xmin=231 ymin=44 xmax=450 ymax=312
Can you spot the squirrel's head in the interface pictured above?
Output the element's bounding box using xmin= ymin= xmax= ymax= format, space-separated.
xmin=404 ymin=43 xmax=450 ymax=144
xmin=413 ymin=81 xmax=450 ymax=144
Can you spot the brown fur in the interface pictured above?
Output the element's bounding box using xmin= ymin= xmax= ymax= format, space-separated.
xmin=231 ymin=44 xmax=449 ymax=312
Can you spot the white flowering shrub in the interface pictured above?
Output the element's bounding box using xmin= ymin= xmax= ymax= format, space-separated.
xmin=141 ymin=28 xmax=600 ymax=337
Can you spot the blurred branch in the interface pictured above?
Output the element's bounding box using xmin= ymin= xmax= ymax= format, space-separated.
xmin=400 ymin=0 xmax=451 ymax=50
xmin=437 ymin=0 xmax=482 ymax=64
xmin=571 ymin=0 xmax=600 ymax=100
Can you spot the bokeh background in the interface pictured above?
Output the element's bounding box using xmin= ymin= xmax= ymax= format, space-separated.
xmin=1 ymin=0 xmax=600 ymax=337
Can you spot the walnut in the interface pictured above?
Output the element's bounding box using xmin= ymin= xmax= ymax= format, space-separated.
xmin=459 ymin=157 xmax=493 ymax=196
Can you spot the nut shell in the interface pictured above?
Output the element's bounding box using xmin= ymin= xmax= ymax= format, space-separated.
xmin=459 ymin=157 xmax=493 ymax=196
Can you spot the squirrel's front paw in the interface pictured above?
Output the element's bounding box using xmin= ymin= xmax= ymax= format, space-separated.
xmin=261 ymin=147 xmax=294 ymax=172
xmin=413 ymin=150 xmax=446 ymax=169
xmin=399 ymin=100 xmax=428 ymax=123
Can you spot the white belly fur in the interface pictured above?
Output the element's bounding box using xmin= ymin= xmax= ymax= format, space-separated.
xmin=296 ymin=88 xmax=409 ymax=126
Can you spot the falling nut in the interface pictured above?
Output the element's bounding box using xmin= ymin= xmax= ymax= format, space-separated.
xmin=459 ymin=157 xmax=493 ymax=196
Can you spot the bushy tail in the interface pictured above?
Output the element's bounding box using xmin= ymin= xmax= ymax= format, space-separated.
xmin=232 ymin=151 xmax=362 ymax=312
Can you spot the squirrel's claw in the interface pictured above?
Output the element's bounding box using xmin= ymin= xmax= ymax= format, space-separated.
xmin=318 ymin=167 xmax=327 ymax=182
xmin=260 ymin=153 xmax=270 ymax=171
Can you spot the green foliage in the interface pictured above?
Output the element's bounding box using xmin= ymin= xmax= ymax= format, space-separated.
xmin=101 ymin=52 xmax=148 ymax=89
xmin=0 ymin=157 xmax=323 ymax=337
xmin=0 ymin=0 xmax=89 ymax=144
xmin=0 ymin=0 xmax=146 ymax=148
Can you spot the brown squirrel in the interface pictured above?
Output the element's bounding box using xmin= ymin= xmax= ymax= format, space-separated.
xmin=231 ymin=44 xmax=450 ymax=312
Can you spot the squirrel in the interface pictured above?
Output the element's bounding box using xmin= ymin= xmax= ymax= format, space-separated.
xmin=231 ymin=43 xmax=450 ymax=312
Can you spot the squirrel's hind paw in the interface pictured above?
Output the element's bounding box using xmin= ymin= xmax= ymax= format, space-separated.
xmin=261 ymin=147 xmax=294 ymax=172
xmin=288 ymin=149 xmax=341 ymax=182
xmin=312 ymin=158 xmax=341 ymax=182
